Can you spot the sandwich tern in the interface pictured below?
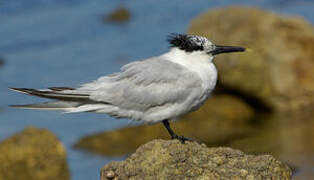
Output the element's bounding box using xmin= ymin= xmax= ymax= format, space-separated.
xmin=10 ymin=33 xmax=246 ymax=143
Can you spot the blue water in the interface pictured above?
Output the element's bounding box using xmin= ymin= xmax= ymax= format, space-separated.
xmin=1 ymin=0 xmax=314 ymax=179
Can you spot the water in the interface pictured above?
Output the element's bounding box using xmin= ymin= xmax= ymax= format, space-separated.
xmin=229 ymin=111 xmax=314 ymax=179
xmin=1 ymin=0 xmax=314 ymax=179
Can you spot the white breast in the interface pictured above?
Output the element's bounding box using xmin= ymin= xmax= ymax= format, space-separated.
xmin=163 ymin=48 xmax=218 ymax=93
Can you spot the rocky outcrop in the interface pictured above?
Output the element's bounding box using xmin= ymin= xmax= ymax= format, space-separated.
xmin=0 ymin=127 xmax=70 ymax=180
xmin=74 ymin=94 xmax=254 ymax=156
xmin=188 ymin=6 xmax=314 ymax=111
xmin=104 ymin=6 xmax=131 ymax=23
xmin=0 ymin=57 xmax=4 ymax=67
xmin=101 ymin=139 xmax=292 ymax=180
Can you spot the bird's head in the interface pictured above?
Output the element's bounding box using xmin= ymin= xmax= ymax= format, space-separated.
xmin=167 ymin=33 xmax=246 ymax=57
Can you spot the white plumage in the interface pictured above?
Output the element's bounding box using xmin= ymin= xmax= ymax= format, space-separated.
xmin=10 ymin=34 xmax=245 ymax=142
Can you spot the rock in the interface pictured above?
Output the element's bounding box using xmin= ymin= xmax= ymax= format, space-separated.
xmin=74 ymin=94 xmax=254 ymax=156
xmin=0 ymin=57 xmax=4 ymax=67
xmin=104 ymin=6 xmax=131 ymax=23
xmin=0 ymin=127 xmax=70 ymax=180
xmin=229 ymin=110 xmax=314 ymax=180
xmin=188 ymin=6 xmax=314 ymax=111
xmin=100 ymin=139 xmax=292 ymax=180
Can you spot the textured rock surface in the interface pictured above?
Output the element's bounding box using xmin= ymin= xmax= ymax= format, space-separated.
xmin=101 ymin=139 xmax=292 ymax=180
xmin=74 ymin=94 xmax=254 ymax=156
xmin=105 ymin=6 xmax=131 ymax=23
xmin=188 ymin=6 xmax=314 ymax=111
xmin=0 ymin=127 xmax=70 ymax=180
xmin=0 ymin=57 xmax=4 ymax=67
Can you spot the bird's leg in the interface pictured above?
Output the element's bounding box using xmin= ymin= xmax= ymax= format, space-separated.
xmin=162 ymin=119 xmax=191 ymax=144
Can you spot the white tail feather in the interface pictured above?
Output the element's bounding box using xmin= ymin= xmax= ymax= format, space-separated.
xmin=64 ymin=104 xmax=108 ymax=113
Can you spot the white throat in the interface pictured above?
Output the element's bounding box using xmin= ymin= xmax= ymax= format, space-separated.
xmin=164 ymin=48 xmax=212 ymax=65
xmin=162 ymin=48 xmax=218 ymax=91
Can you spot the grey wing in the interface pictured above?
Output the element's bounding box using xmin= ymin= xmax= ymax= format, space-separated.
xmin=83 ymin=56 xmax=203 ymax=122
xmin=9 ymin=56 xmax=204 ymax=122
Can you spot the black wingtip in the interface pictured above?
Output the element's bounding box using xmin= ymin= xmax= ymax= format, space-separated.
xmin=9 ymin=104 xmax=22 ymax=108
xmin=9 ymin=87 xmax=22 ymax=91
xmin=9 ymin=88 xmax=31 ymax=108
xmin=9 ymin=87 xmax=24 ymax=92
xmin=48 ymin=87 xmax=76 ymax=91
xmin=8 ymin=87 xmax=18 ymax=91
xmin=9 ymin=104 xmax=41 ymax=109
xmin=9 ymin=87 xmax=33 ymax=94
xmin=9 ymin=87 xmax=89 ymax=101
xmin=9 ymin=103 xmax=33 ymax=109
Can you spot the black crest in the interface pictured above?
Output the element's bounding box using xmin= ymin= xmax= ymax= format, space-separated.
xmin=167 ymin=33 xmax=204 ymax=52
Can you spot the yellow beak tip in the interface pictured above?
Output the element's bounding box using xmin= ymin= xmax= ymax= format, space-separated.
xmin=245 ymin=48 xmax=253 ymax=52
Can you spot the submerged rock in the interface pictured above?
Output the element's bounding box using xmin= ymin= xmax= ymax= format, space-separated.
xmin=229 ymin=110 xmax=314 ymax=179
xmin=0 ymin=57 xmax=4 ymax=67
xmin=74 ymin=94 xmax=254 ymax=156
xmin=188 ymin=6 xmax=314 ymax=111
xmin=101 ymin=139 xmax=292 ymax=180
xmin=104 ymin=6 xmax=131 ymax=23
xmin=0 ymin=127 xmax=70 ymax=180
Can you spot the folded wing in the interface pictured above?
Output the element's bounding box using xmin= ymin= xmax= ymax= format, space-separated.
xmin=9 ymin=56 xmax=203 ymax=122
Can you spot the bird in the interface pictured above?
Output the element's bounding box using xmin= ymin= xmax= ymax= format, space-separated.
xmin=9 ymin=33 xmax=246 ymax=143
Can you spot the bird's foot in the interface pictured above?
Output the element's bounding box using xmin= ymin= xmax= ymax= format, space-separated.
xmin=171 ymin=134 xmax=194 ymax=144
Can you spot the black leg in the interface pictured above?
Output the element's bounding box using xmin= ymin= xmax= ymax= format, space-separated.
xmin=162 ymin=120 xmax=191 ymax=144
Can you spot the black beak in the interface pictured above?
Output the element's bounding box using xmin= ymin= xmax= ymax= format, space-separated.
xmin=210 ymin=45 xmax=246 ymax=55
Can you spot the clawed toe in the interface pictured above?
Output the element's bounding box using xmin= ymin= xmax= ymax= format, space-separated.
xmin=162 ymin=119 xmax=199 ymax=144
xmin=171 ymin=135 xmax=193 ymax=144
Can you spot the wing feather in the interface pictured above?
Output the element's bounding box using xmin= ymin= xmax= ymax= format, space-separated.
xmin=9 ymin=57 xmax=204 ymax=121
xmin=87 ymin=57 xmax=203 ymax=112
xmin=9 ymin=88 xmax=89 ymax=101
